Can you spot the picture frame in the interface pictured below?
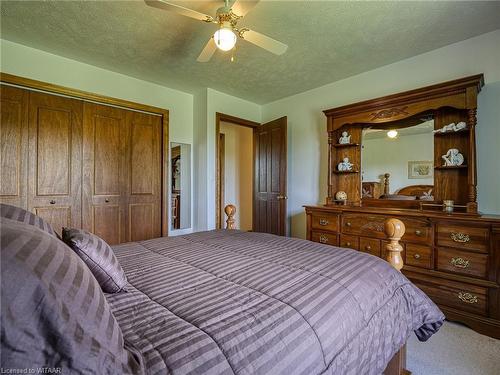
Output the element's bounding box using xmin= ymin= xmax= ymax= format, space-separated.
xmin=408 ymin=160 xmax=433 ymax=179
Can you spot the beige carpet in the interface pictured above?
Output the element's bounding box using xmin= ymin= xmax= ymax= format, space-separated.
xmin=407 ymin=321 xmax=500 ymax=375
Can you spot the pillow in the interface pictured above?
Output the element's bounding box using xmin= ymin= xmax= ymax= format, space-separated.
xmin=0 ymin=203 xmax=57 ymax=237
xmin=0 ymin=217 xmax=143 ymax=373
xmin=62 ymin=228 xmax=128 ymax=293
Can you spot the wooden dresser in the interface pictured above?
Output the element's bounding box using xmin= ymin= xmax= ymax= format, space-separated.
xmin=306 ymin=75 xmax=500 ymax=339
xmin=305 ymin=206 xmax=500 ymax=338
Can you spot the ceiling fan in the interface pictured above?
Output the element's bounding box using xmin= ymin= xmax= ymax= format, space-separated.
xmin=144 ymin=0 xmax=288 ymax=62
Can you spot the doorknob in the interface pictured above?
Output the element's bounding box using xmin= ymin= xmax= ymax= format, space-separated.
xmin=277 ymin=194 xmax=288 ymax=200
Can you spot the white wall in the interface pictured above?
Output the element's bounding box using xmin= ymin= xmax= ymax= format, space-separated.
xmin=220 ymin=122 xmax=253 ymax=231
xmin=362 ymin=132 xmax=434 ymax=193
xmin=194 ymin=88 xmax=261 ymax=231
xmin=262 ymin=30 xmax=500 ymax=239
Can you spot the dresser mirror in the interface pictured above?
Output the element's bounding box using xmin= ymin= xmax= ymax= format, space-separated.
xmin=361 ymin=116 xmax=434 ymax=202
xmin=171 ymin=142 xmax=192 ymax=230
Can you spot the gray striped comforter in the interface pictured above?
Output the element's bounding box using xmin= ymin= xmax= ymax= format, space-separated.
xmin=107 ymin=230 xmax=444 ymax=375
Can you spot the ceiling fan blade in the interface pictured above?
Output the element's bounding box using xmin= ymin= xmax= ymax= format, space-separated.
xmin=144 ymin=0 xmax=213 ymax=22
xmin=229 ymin=0 xmax=260 ymax=17
xmin=197 ymin=38 xmax=217 ymax=62
xmin=240 ymin=29 xmax=288 ymax=55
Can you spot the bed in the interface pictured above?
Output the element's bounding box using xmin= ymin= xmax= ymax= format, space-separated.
xmin=1 ymin=205 xmax=444 ymax=375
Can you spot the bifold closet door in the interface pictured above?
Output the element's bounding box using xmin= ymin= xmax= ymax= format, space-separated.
xmin=82 ymin=103 xmax=128 ymax=245
xmin=126 ymin=111 xmax=162 ymax=242
xmin=27 ymin=91 xmax=83 ymax=235
xmin=0 ymin=85 xmax=28 ymax=209
xmin=83 ymin=103 xmax=162 ymax=244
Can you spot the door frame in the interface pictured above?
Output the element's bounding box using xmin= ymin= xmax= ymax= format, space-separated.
xmin=215 ymin=112 xmax=260 ymax=229
xmin=0 ymin=72 xmax=170 ymax=236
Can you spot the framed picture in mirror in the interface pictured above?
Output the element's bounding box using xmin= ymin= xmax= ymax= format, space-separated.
xmin=408 ymin=160 xmax=433 ymax=179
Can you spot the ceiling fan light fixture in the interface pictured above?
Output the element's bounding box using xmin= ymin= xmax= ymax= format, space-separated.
xmin=214 ymin=25 xmax=237 ymax=51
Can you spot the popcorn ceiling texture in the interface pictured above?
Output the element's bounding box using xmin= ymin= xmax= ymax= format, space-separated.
xmin=1 ymin=0 xmax=499 ymax=104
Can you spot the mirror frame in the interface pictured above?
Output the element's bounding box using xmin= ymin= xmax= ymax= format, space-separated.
xmin=323 ymin=74 xmax=483 ymax=213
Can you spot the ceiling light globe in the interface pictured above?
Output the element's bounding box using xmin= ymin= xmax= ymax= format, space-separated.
xmin=214 ymin=28 xmax=237 ymax=51
xmin=387 ymin=130 xmax=398 ymax=138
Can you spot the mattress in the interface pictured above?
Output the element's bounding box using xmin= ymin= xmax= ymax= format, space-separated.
xmin=106 ymin=230 xmax=444 ymax=375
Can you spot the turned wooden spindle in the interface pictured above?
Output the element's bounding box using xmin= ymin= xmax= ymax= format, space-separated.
xmin=383 ymin=173 xmax=390 ymax=196
xmin=224 ymin=204 xmax=236 ymax=230
xmin=384 ymin=218 xmax=405 ymax=272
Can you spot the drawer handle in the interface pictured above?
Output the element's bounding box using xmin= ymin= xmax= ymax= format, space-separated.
xmin=413 ymin=253 xmax=421 ymax=260
xmin=346 ymin=242 xmax=351 ymax=247
xmin=415 ymin=230 xmax=422 ymax=236
xmin=319 ymin=219 xmax=329 ymax=226
xmin=49 ymin=200 xmax=56 ymax=205
xmin=345 ymin=222 xmax=352 ymax=227
xmin=451 ymin=257 xmax=470 ymax=269
xmin=319 ymin=235 xmax=328 ymax=244
xmin=450 ymin=232 xmax=470 ymax=243
xmin=105 ymin=198 xmax=110 ymax=203
xmin=458 ymin=292 xmax=478 ymax=304
xmin=365 ymin=245 xmax=372 ymax=251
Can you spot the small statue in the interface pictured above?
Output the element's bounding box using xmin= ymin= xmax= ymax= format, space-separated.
xmin=337 ymin=157 xmax=354 ymax=171
xmin=335 ymin=191 xmax=348 ymax=201
xmin=338 ymin=131 xmax=351 ymax=144
xmin=454 ymin=121 xmax=467 ymax=131
xmin=433 ymin=121 xmax=467 ymax=134
xmin=442 ymin=148 xmax=464 ymax=166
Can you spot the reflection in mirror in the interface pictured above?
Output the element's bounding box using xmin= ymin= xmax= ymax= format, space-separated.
xmin=361 ymin=117 xmax=434 ymax=201
xmin=171 ymin=143 xmax=191 ymax=230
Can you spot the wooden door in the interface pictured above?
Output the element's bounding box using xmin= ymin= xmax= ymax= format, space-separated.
xmin=126 ymin=111 xmax=162 ymax=242
xmin=27 ymin=91 xmax=83 ymax=236
xmin=82 ymin=103 xmax=127 ymax=245
xmin=0 ymin=85 xmax=28 ymax=208
xmin=253 ymin=117 xmax=287 ymax=235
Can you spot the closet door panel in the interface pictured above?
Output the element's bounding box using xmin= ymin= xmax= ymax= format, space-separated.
xmin=127 ymin=111 xmax=161 ymax=241
xmin=28 ymin=92 xmax=82 ymax=235
xmin=0 ymin=85 xmax=28 ymax=208
xmin=36 ymin=107 xmax=71 ymax=195
xmin=82 ymin=103 xmax=127 ymax=245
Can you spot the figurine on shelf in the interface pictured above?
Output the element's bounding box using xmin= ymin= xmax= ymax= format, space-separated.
xmin=335 ymin=191 xmax=348 ymax=201
xmin=433 ymin=121 xmax=467 ymax=134
xmin=337 ymin=157 xmax=354 ymax=171
xmin=442 ymin=148 xmax=464 ymax=166
xmin=338 ymin=131 xmax=351 ymax=144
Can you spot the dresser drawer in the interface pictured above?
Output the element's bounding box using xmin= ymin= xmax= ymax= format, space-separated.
xmin=311 ymin=231 xmax=338 ymax=246
xmin=342 ymin=214 xmax=385 ymax=238
xmin=339 ymin=234 xmax=359 ymax=250
xmin=311 ymin=213 xmax=339 ymax=233
xmin=437 ymin=224 xmax=489 ymax=252
xmin=401 ymin=219 xmax=432 ymax=245
xmin=415 ymin=279 xmax=487 ymax=316
xmin=359 ymin=237 xmax=381 ymax=257
xmin=436 ymin=247 xmax=488 ymax=279
xmin=342 ymin=213 xmax=431 ymax=244
xmin=406 ymin=244 xmax=432 ymax=269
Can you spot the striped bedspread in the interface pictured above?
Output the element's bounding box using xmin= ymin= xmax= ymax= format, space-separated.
xmin=106 ymin=230 xmax=444 ymax=375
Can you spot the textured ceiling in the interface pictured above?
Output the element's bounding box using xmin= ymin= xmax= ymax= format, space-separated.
xmin=1 ymin=1 xmax=499 ymax=104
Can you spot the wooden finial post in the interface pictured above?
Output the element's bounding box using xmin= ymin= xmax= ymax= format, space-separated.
xmin=384 ymin=218 xmax=405 ymax=272
xmin=383 ymin=173 xmax=390 ymax=195
xmin=224 ymin=204 xmax=236 ymax=229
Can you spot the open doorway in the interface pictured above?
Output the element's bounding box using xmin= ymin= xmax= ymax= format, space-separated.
xmin=216 ymin=113 xmax=288 ymax=235
xmin=216 ymin=113 xmax=259 ymax=230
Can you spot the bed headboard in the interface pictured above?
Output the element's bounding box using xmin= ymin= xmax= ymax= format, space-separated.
xmin=395 ymin=185 xmax=434 ymax=197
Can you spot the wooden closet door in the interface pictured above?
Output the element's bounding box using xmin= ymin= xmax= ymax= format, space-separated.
xmin=82 ymin=103 xmax=127 ymax=245
xmin=126 ymin=111 xmax=162 ymax=242
xmin=27 ymin=91 xmax=83 ymax=235
xmin=0 ymin=85 xmax=28 ymax=208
